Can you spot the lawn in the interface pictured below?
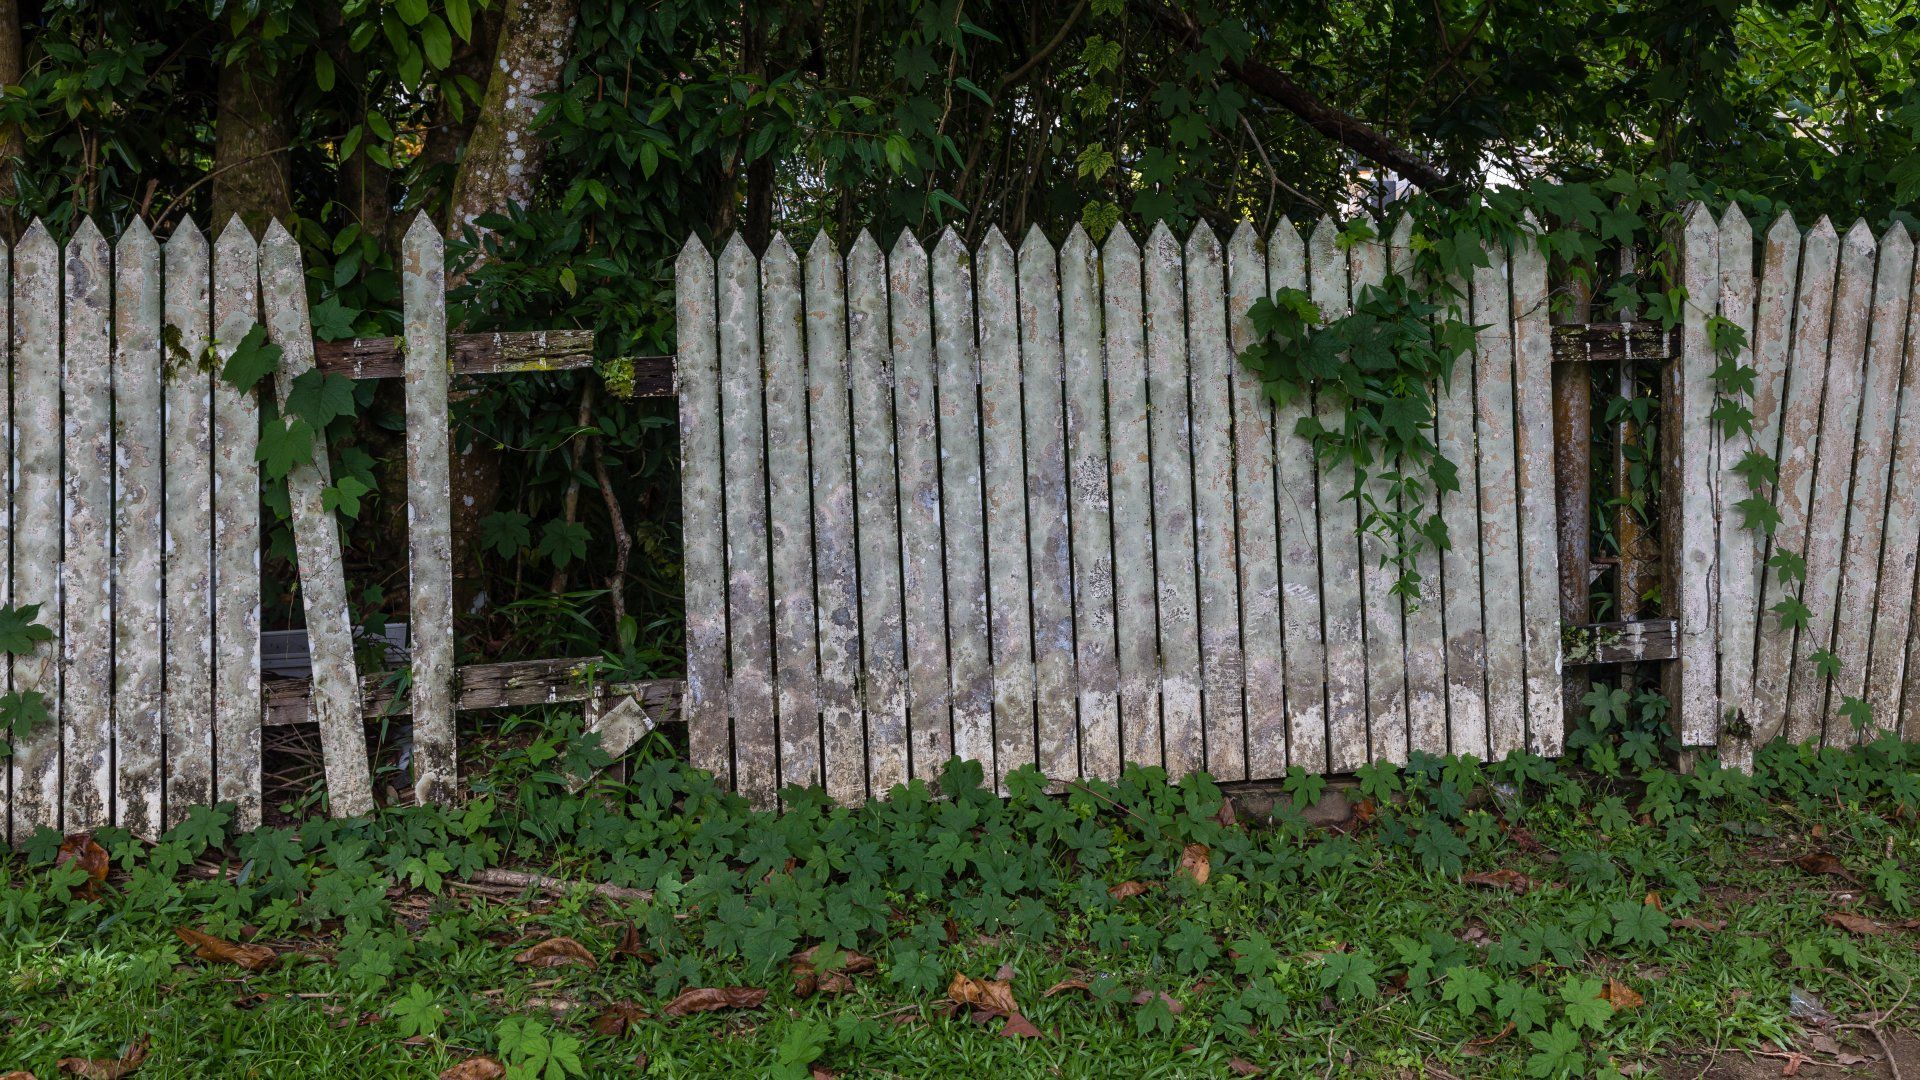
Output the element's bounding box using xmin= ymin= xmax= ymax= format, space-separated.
xmin=4 ymin=708 xmax=1920 ymax=1079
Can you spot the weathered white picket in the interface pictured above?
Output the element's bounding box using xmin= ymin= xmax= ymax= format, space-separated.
xmin=678 ymin=221 xmax=1562 ymax=805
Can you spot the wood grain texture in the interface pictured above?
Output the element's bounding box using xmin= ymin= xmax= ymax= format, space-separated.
xmin=717 ymin=235 xmax=777 ymax=807
xmin=264 ymin=658 xmax=679 ymax=725
xmin=211 ymin=218 xmax=263 ymax=830
xmin=1349 ymin=228 xmax=1405 ymax=764
xmin=162 ymin=221 xmax=215 ymax=827
xmin=847 ymin=233 xmax=909 ymax=793
xmin=1436 ymin=268 xmax=1488 ymax=761
xmin=1472 ymin=244 xmax=1525 ymax=760
xmin=1510 ymin=220 xmax=1563 ymax=757
xmin=1752 ymin=218 xmax=1837 ymax=746
xmin=931 ymin=231 xmax=993 ymax=783
xmin=1392 ymin=217 xmax=1447 ymax=759
xmin=114 ymin=222 xmax=164 ymax=838
xmin=675 ymin=236 xmax=730 ymax=789
xmin=1309 ymin=217 xmax=1366 ymax=771
xmin=761 ymin=234 xmax=822 ymax=794
xmin=62 ymin=219 xmax=113 ymax=830
xmin=1226 ymin=222 xmax=1284 ymax=778
xmin=1882 ymin=231 xmax=1920 ymax=738
xmin=975 ymin=229 xmax=1034 ymax=789
xmin=1185 ymin=224 xmax=1247 ymax=780
xmin=1104 ymin=227 xmax=1162 ymax=771
xmin=890 ymin=232 xmax=953 ymax=781
xmin=401 ymin=214 xmax=457 ymax=807
xmin=804 ymin=233 xmax=866 ymax=803
xmin=1270 ymin=221 xmax=1326 ymax=772
xmin=1712 ymin=211 xmax=1758 ymax=770
xmin=1831 ymin=225 xmax=1912 ymax=743
xmin=1061 ymin=226 xmax=1120 ymax=780
xmin=1019 ymin=226 xmax=1079 ymax=788
xmin=262 ymin=221 xmax=373 ymax=818
xmin=1664 ymin=206 xmax=1720 ymax=749
xmin=8 ymin=223 xmax=56 ymax=842
xmin=315 ymin=328 xmax=596 ymax=380
xmin=1146 ymin=223 xmax=1203 ymax=778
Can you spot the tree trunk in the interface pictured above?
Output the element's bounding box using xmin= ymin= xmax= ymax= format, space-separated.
xmin=416 ymin=7 xmax=504 ymax=235
xmin=0 ymin=0 xmax=23 ymax=239
xmin=446 ymin=0 xmax=581 ymax=618
xmin=212 ymin=38 xmax=293 ymax=235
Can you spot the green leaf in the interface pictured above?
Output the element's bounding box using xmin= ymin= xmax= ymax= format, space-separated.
xmin=0 ymin=604 xmax=53 ymax=655
xmin=1558 ymin=976 xmax=1612 ymax=1031
xmin=314 ymin=52 xmax=336 ymax=92
xmin=446 ymin=0 xmax=472 ymax=40
xmin=538 ymin=520 xmax=590 ymax=569
xmin=258 ymin=417 xmax=316 ymax=481
xmin=394 ymin=0 xmax=429 ymax=26
xmin=322 ymin=475 xmax=372 ymax=519
xmin=389 ymin=983 xmax=444 ymax=1038
xmin=1441 ymin=965 xmax=1494 ymax=1017
xmin=221 ymin=325 xmax=281 ymax=391
xmin=420 ymin=16 xmax=452 ymax=69
xmin=481 ymin=511 xmax=532 ymax=558
xmin=308 ymin=295 xmax=360 ymax=341
xmin=285 ymin=369 xmax=357 ymax=429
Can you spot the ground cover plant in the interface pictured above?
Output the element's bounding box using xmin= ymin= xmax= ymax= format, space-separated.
xmin=5 ymin=697 xmax=1920 ymax=1079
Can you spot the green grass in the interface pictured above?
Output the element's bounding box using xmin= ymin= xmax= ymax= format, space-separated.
xmin=4 ymin=721 xmax=1920 ymax=1079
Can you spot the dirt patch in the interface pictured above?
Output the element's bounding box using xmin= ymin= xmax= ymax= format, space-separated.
xmin=1659 ymin=1029 xmax=1920 ymax=1079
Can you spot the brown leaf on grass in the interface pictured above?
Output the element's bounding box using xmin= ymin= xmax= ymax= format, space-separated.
xmin=1643 ymin=891 xmax=1663 ymax=912
xmin=1461 ymin=1022 xmax=1517 ymax=1056
xmin=1177 ymin=844 xmax=1211 ymax=886
xmin=175 ymin=928 xmax=276 ymax=971
xmin=1227 ymin=1058 xmax=1262 ymax=1077
xmin=1792 ymin=852 xmax=1852 ymax=878
xmin=808 ymin=1067 xmax=834 ymax=1080
xmin=1671 ymin=917 xmax=1726 ymax=932
xmin=590 ymin=1002 xmax=650 ymax=1037
xmin=2 ymin=1072 xmax=38 ymax=1080
xmin=1044 ymin=978 xmax=1091 ymax=998
xmin=1130 ymin=989 xmax=1185 ymax=1015
xmin=791 ymin=946 xmax=876 ymax=997
xmin=57 ymin=833 xmax=109 ymax=897
xmin=513 ymin=936 xmax=597 ymax=970
xmin=1601 ymin=979 xmax=1643 ymax=1011
xmin=1216 ymin=798 xmax=1238 ymax=827
xmin=998 ymin=1013 xmax=1044 ymax=1039
xmin=614 ymin=924 xmax=654 ymax=964
xmin=1109 ymin=880 xmax=1151 ymax=901
xmin=1826 ymin=912 xmax=1889 ymax=936
xmin=1462 ymin=869 xmax=1543 ymax=894
xmin=948 ymin=973 xmax=1019 ymax=1017
xmin=438 ymin=1058 xmax=506 ymax=1080
xmin=661 ymin=987 xmax=767 ymax=1016
xmin=56 ymin=1039 xmax=147 ymax=1079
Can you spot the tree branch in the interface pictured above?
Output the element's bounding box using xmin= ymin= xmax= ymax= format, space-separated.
xmin=1135 ymin=0 xmax=1456 ymax=198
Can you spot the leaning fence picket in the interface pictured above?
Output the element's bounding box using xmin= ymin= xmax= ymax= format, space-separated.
xmin=675 ymin=236 xmax=730 ymax=790
xmin=1105 ymin=227 xmax=1162 ymax=771
xmin=1884 ymin=245 xmax=1920 ymax=738
xmin=401 ymin=215 xmax=458 ymax=805
xmin=718 ymin=235 xmax=777 ymax=807
xmin=1146 ymin=223 xmax=1204 ymax=778
xmin=1308 ymin=217 xmax=1367 ymax=771
xmin=1227 ymin=221 xmax=1284 ymax=778
xmin=1270 ymin=220 xmax=1327 ymax=772
xmin=63 ymin=220 xmax=114 ymax=830
xmin=114 ymin=221 xmax=164 ymax=838
xmin=1062 ymin=226 xmax=1121 ymax=781
xmin=1436 ymin=266 xmax=1488 ymax=761
xmin=1020 ymin=227 xmax=1079 ymax=788
xmin=932 ymin=231 xmax=993 ymax=782
xmin=162 ymin=221 xmax=215 ymax=826
xmin=211 ymin=219 xmax=263 ymax=830
xmin=10 ymin=222 xmax=60 ymax=842
xmin=762 ymin=234 xmax=822 ymax=793
xmin=1350 ymin=227 xmax=1406 ymax=764
xmin=1472 ymin=245 xmax=1526 ymax=759
xmin=1511 ymin=218 xmax=1564 ymax=757
xmin=976 ymin=228 xmax=1035 ymax=788
xmin=1393 ymin=217 xmax=1447 ymax=759
xmin=1713 ymin=211 xmax=1758 ymax=769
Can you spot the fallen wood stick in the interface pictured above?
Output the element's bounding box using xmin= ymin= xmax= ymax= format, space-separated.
xmin=464 ymin=867 xmax=653 ymax=904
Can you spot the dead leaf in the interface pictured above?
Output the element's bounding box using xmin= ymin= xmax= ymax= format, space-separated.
xmin=1601 ymin=979 xmax=1643 ymax=1011
xmin=513 ymin=936 xmax=597 ymax=970
xmin=56 ymin=1040 xmax=147 ymax=1079
xmin=999 ymin=1013 xmax=1044 ymax=1039
xmin=1792 ymin=852 xmax=1851 ymax=879
xmin=1177 ymin=844 xmax=1211 ymax=886
xmin=613 ymin=924 xmax=654 ymax=964
xmin=1216 ymin=798 xmax=1238 ymax=827
xmin=948 ymin=973 xmax=1019 ymax=1017
xmin=1227 ymin=1058 xmax=1262 ymax=1077
xmin=1826 ymin=912 xmax=1888 ymax=936
xmin=56 ymin=833 xmax=109 ymax=898
xmin=791 ymin=946 xmax=876 ymax=997
xmin=661 ymin=987 xmax=768 ymax=1016
xmin=1109 ymin=880 xmax=1151 ymax=900
xmin=590 ymin=1002 xmax=649 ymax=1037
xmin=439 ymin=1059 xmax=506 ymax=1080
xmin=2 ymin=1072 xmax=38 ymax=1080
xmin=1671 ymin=917 xmax=1726 ymax=932
xmin=1643 ymin=891 xmax=1663 ymax=912
xmin=1130 ymin=989 xmax=1185 ymax=1015
xmin=1462 ymin=869 xmax=1543 ymax=894
xmin=808 ymin=1067 xmax=834 ymax=1080
xmin=1044 ymin=978 xmax=1091 ymax=998
xmin=175 ymin=927 xmax=276 ymax=971
xmin=993 ymin=961 xmax=1017 ymax=982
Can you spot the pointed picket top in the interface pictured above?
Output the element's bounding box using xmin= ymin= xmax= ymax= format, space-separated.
xmin=1765 ymin=210 xmax=1799 ymax=249
xmin=117 ymin=215 xmax=157 ymax=260
xmin=19 ymin=215 xmax=50 ymax=248
xmin=1880 ymin=220 xmax=1914 ymax=258
xmin=1389 ymin=212 xmax=1414 ymax=250
xmin=1806 ymin=214 xmax=1838 ymax=245
xmin=933 ymin=225 xmax=966 ymax=262
xmin=1061 ymin=222 xmax=1094 ymax=263
xmin=850 ymin=228 xmax=881 ymax=262
xmin=1309 ymin=213 xmax=1341 ymax=247
xmin=720 ymin=229 xmax=755 ymax=265
xmin=404 ymin=210 xmax=440 ymax=243
xmin=166 ymin=214 xmax=208 ymax=258
xmin=69 ymin=213 xmax=106 ymax=249
xmin=806 ymin=229 xmax=838 ymax=263
xmin=764 ymin=229 xmax=797 ymax=266
xmin=1842 ymin=217 xmax=1878 ymax=257
xmin=1146 ymin=219 xmax=1180 ymax=261
xmin=890 ymin=226 xmax=925 ymax=261
xmin=1103 ymin=222 xmax=1138 ymax=260
xmin=1269 ymin=215 xmax=1305 ymax=280
xmin=1718 ymin=206 xmax=1752 ymax=273
xmin=259 ymin=216 xmax=298 ymax=264
xmin=1717 ymin=205 xmax=1750 ymax=244
xmin=1228 ymin=219 xmax=1259 ymax=260
xmin=676 ymin=230 xmax=710 ymax=264
xmin=979 ymin=223 xmax=1014 ymax=266
xmin=215 ymin=212 xmax=254 ymax=248
xmin=1184 ymin=219 xmax=1221 ymax=261
xmin=1019 ymin=221 xmax=1053 ymax=260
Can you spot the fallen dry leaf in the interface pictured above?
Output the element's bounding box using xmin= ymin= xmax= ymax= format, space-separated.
xmin=661 ymin=986 xmax=768 ymax=1016
xmin=614 ymin=924 xmax=654 ymax=964
xmin=1 ymin=1072 xmax=38 ymax=1080
xmin=1177 ymin=844 xmax=1211 ymax=886
xmin=998 ymin=1013 xmax=1043 ymax=1039
xmin=1462 ymin=869 xmax=1543 ymax=894
xmin=590 ymin=1002 xmax=649 ymax=1037
xmin=948 ymin=972 xmax=1019 ymax=1017
xmin=1671 ymin=917 xmax=1726 ymax=932
xmin=513 ymin=936 xmax=597 ymax=970
xmin=808 ymin=1067 xmax=834 ymax=1080
xmin=1792 ymin=852 xmax=1851 ymax=878
xmin=1601 ymin=979 xmax=1643 ymax=1011
xmin=1643 ymin=891 xmax=1663 ymax=912
xmin=1130 ymin=989 xmax=1185 ymax=1015
xmin=1826 ymin=912 xmax=1888 ymax=936
xmin=175 ymin=927 xmax=276 ymax=971
xmin=1216 ymin=798 xmax=1238 ymax=827
xmin=57 ymin=833 xmax=109 ymax=898
xmin=1044 ymin=978 xmax=1091 ymax=998
xmin=792 ymin=946 xmax=876 ymax=997
xmin=56 ymin=1039 xmax=147 ymax=1079
xmin=438 ymin=1058 xmax=506 ymax=1080
xmin=1109 ymin=880 xmax=1151 ymax=900
xmin=1227 ymin=1058 xmax=1262 ymax=1077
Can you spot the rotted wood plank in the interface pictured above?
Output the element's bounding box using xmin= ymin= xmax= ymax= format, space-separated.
xmin=1663 ymin=205 xmax=1720 ymax=750
xmin=62 ymin=219 xmax=113 ymax=831
xmin=1548 ymin=322 xmax=1675 ymax=363
xmin=1309 ymin=216 xmax=1366 ymax=772
xmin=212 ymin=218 xmax=263 ymax=830
xmin=401 ymin=214 xmax=458 ymax=807
xmin=1062 ymin=225 xmax=1121 ymax=781
xmin=805 ymin=232 xmax=867 ymax=804
xmin=891 ymin=231 xmax=954 ymax=781
xmin=1472 ymin=242 xmax=1526 ymax=760
xmin=1186 ymin=224 xmax=1247 ymax=781
xmin=1784 ymin=221 xmax=1874 ymax=746
xmin=1226 ymin=221 xmax=1284 ymax=779
xmin=162 ymin=220 xmax=215 ymax=828
xmin=315 ymin=328 xmax=594 ymax=379
xmin=1882 ymin=233 xmax=1920 ymax=738
xmin=718 ymin=235 xmax=777 ymax=807
xmin=1713 ymin=210 xmax=1758 ymax=771
xmin=1270 ymin=220 xmax=1327 ymax=772
xmin=761 ymin=234 xmax=822 ymax=793
xmin=974 ymin=229 xmax=1034 ymax=789
xmin=1145 ymin=222 xmax=1203 ymax=779
xmin=114 ymin=221 xmax=165 ymax=839
xmin=264 ymin=659 xmax=682 ymax=725
xmin=1019 ymin=226 xmax=1079 ymax=788
xmin=263 ymin=221 xmax=374 ymax=819
xmin=931 ymin=231 xmax=992 ymax=782
xmin=1349 ymin=226 xmax=1406 ymax=765
xmin=8 ymin=224 xmax=56 ymax=842
xmin=1830 ymin=223 xmax=1913 ymax=744
xmin=848 ymin=233 xmax=909 ymax=793
xmin=1752 ymin=217 xmax=1837 ymax=746
xmin=1104 ymin=227 xmax=1162 ymax=771
xmin=1510 ymin=219 xmax=1564 ymax=758
xmin=675 ymin=236 xmax=730 ymax=789
xmin=1561 ymin=619 xmax=1679 ymax=664
xmin=1436 ymin=267 xmax=1487 ymax=761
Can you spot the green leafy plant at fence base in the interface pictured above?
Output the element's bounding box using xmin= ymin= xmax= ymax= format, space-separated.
xmin=0 ymin=603 xmax=54 ymax=759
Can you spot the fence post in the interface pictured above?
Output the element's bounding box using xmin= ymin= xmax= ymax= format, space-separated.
xmin=1665 ymin=203 xmax=1720 ymax=749
xmin=402 ymin=215 xmax=458 ymax=805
